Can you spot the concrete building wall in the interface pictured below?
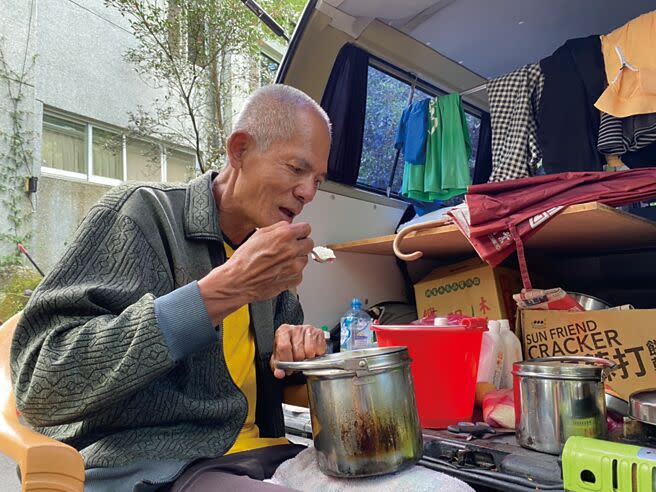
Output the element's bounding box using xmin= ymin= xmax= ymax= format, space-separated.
xmin=0 ymin=0 xmax=38 ymax=260
xmin=34 ymin=0 xmax=163 ymax=129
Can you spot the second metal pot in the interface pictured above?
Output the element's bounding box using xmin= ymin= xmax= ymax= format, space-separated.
xmin=277 ymin=347 xmax=423 ymax=477
xmin=513 ymin=356 xmax=616 ymax=455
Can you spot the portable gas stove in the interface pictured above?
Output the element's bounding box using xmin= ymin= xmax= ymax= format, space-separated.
xmin=421 ymin=429 xmax=565 ymax=492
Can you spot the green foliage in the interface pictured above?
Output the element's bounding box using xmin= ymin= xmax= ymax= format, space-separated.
xmin=359 ymin=67 xmax=411 ymax=192
xmin=0 ymin=38 xmax=35 ymax=265
xmin=105 ymin=0 xmax=304 ymax=173
xmin=0 ymin=265 xmax=41 ymax=322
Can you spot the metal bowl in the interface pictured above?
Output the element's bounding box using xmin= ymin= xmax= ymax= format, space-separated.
xmin=605 ymin=392 xmax=629 ymax=419
xmin=568 ymin=292 xmax=611 ymax=311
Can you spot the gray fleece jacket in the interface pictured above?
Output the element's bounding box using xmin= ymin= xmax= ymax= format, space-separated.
xmin=10 ymin=171 xmax=303 ymax=470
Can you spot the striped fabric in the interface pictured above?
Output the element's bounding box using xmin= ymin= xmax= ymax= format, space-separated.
xmin=598 ymin=111 xmax=656 ymax=155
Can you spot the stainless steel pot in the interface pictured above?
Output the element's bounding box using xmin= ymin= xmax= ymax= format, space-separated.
xmin=627 ymin=389 xmax=656 ymax=442
xmin=277 ymin=347 xmax=423 ymax=477
xmin=513 ymin=356 xmax=617 ymax=454
xmin=629 ymin=388 xmax=656 ymax=425
xmin=567 ymin=292 xmax=611 ymax=311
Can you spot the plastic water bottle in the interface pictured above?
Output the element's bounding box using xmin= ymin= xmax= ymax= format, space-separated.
xmin=340 ymin=298 xmax=373 ymax=351
xmin=476 ymin=320 xmax=504 ymax=388
xmin=499 ymin=319 xmax=523 ymax=389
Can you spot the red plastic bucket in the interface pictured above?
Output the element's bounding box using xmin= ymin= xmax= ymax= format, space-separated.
xmin=373 ymin=317 xmax=486 ymax=429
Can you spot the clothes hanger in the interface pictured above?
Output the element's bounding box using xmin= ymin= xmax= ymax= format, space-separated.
xmin=610 ymin=46 xmax=638 ymax=85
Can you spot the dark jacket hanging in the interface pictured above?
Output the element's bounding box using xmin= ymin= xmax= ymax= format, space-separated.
xmin=320 ymin=43 xmax=370 ymax=185
xmin=538 ymin=35 xmax=606 ymax=173
xmin=473 ymin=112 xmax=492 ymax=184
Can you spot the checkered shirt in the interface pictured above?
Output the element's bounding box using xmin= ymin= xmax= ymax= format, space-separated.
xmin=488 ymin=63 xmax=544 ymax=182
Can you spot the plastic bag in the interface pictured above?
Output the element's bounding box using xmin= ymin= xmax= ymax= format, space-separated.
xmin=483 ymin=389 xmax=515 ymax=429
xmin=513 ymin=288 xmax=584 ymax=311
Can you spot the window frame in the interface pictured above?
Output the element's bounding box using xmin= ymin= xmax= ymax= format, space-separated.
xmin=41 ymin=108 xmax=197 ymax=185
xmin=349 ymin=55 xmax=484 ymax=202
xmin=125 ymin=137 xmax=166 ymax=183
xmin=259 ymin=39 xmax=284 ymax=87
xmin=41 ymin=112 xmax=89 ymax=182
xmin=89 ymin=125 xmax=124 ymax=186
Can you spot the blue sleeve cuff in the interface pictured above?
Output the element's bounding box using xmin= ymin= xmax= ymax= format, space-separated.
xmin=154 ymin=281 xmax=218 ymax=362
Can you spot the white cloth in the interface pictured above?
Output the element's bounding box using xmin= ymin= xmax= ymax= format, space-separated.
xmin=267 ymin=446 xmax=474 ymax=492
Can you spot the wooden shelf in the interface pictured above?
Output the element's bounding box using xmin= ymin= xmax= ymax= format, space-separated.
xmin=328 ymin=202 xmax=656 ymax=258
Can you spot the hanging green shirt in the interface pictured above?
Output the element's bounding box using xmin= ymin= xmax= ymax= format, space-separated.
xmin=401 ymin=93 xmax=472 ymax=202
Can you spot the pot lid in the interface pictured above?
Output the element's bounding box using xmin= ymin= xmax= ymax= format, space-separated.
xmin=512 ymin=356 xmax=616 ymax=380
xmin=629 ymin=389 xmax=656 ymax=425
xmin=275 ymin=346 xmax=410 ymax=376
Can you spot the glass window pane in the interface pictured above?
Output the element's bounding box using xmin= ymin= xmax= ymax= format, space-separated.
xmin=465 ymin=112 xmax=481 ymax=175
xmin=92 ymin=128 xmax=122 ymax=180
xmin=358 ymin=65 xmax=483 ymax=199
xmin=260 ymin=53 xmax=279 ymax=86
xmin=127 ymin=139 xmax=162 ymax=182
xmin=42 ymin=114 xmax=86 ymax=174
xmin=166 ymin=149 xmax=195 ymax=182
xmin=358 ymin=66 xmax=413 ymax=194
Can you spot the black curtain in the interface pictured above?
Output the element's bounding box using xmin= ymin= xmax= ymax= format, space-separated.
xmin=472 ymin=111 xmax=492 ymax=184
xmin=320 ymin=43 xmax=370 ymax=185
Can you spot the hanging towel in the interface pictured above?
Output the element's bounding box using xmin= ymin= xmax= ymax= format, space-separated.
xmin=487 ymin=64 xmax=544 ymax=182
xmin=538 ymin=36 xmax=606 ymax=173
xmin=395 ymin=98 xmax=430 ymax=165
xmin=595 ymin=10 xmax=656 ymax=118
xmin=401 ymin=93 xmax=471 ymax=202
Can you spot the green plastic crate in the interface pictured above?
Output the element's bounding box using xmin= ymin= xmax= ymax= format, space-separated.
xmin=563 ymin=437 xmax=656 ymax=492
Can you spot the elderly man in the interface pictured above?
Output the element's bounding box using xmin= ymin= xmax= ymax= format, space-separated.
xmin=11 ymin=84 xmax=331 ymax=491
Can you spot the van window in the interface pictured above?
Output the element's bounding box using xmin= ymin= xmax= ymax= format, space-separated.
xmin=260 ymin=52 xmax=280 ymax=86
xmin=358 ymin=63 xmax=481 ymax=198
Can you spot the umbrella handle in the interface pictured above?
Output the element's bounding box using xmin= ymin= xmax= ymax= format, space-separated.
xmin=393 ymin=218 xmax=452 ymax=261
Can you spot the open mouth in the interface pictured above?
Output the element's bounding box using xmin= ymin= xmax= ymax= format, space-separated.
xmin=279 ymin=207 xmax=296 ymax=221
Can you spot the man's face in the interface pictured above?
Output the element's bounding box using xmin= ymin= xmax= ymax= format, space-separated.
xmin=234 ymin=108 xmax=330 ymax=228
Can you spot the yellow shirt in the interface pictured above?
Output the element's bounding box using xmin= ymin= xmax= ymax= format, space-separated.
xmin=222 ymin=242 xmax=289 ymax=455
xmin=596 ymin=11 xmax=656 ymax=118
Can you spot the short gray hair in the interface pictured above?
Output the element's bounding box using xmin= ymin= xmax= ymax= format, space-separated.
xmin=232 ymin=84 xmax=331 ymax=152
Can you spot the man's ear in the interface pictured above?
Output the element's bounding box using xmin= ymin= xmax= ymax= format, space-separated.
xmin=226 ymin=131 xmax=252 ymax=169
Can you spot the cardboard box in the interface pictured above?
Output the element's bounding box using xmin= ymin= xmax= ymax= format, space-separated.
xmin=414 ymin=257 xmax=522 ymax=321
xmin=521 ymin=309 xmax=656 ymax=400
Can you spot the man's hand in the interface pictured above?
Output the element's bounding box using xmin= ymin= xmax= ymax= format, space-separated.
xmin=270 ymin=324 xmax=326 ymax=379
xmin=198 ymin=221 xmax=313 ymax=326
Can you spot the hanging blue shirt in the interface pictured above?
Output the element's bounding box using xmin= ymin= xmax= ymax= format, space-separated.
xmin=395 ymin=98 xmax=430 ymax=165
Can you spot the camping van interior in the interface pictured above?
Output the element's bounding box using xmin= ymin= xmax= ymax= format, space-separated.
xmin=280 ymin=0 xmax=656 ymax=328
xmin=4 ymin=1 xmax=656 ymax=491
